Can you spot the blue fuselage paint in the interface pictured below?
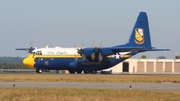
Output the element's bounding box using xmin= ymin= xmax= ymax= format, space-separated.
xmin=33 ymin=51 xmax=138 ymax=71
xmin=34 ymin=58 xmax=123 ymax=70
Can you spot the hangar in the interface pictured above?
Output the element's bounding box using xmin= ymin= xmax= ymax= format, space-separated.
xmin=111 ymin=59 xmax=180 ymax=74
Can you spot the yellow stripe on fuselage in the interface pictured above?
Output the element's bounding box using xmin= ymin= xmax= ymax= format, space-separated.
xmin=35 ymin=55 xmax=82 ymax=58
xmin=30 ymin=54 xmax=113 ymax=59
xmin=123 ymin=55 xmax=132 ymax=58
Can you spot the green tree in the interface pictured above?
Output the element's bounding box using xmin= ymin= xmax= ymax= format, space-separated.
xmin=140 ymin=55 xmax=147 ymax=59
xmin=157 ymin=56 xmax=166 ymax=59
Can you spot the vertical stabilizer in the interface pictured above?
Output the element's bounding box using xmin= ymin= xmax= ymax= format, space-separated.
xmin=127 ymin=12 xmax=151 ymax=48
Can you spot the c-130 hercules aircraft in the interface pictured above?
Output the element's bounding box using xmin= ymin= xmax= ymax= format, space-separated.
xmin=21 ymin=12 xmax=170 ymax=74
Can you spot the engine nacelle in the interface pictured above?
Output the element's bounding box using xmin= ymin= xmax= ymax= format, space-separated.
xmin=69 ymin=61 xmax=78 ymax=69
xmin=81 ymin=48 xmax=94 ymax=57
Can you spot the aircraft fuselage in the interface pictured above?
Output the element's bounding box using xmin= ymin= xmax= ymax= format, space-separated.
xmin=23 ymin=51 xmax=136 ymax=73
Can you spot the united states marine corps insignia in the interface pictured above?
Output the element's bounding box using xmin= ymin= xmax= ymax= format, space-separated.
xmin=134 ymin=28 xmax=144 ymax=44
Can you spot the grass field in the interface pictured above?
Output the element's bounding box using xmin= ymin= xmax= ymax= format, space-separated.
xmin=0 ymin=74 xmax=180 ymax=101
xmin=0 ymin=74 xmax=180 ymax=83
xmin=0 ymin=88 xmax=180 ymax=101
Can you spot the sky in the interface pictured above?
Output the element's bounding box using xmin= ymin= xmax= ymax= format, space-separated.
xmin=0 ymin=0 xmax=180 ymax=58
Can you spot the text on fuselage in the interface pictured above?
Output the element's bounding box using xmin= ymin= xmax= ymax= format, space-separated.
xmin=47 ymin=51 xmax=67 ymax=55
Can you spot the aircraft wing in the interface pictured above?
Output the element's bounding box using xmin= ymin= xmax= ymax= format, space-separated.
xmin=15 ymin=48 xmax=34 ymax=50
xmin=15 ymin=47 xmax=36 ymax=53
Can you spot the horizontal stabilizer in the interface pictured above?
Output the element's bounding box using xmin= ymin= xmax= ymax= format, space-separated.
xmin=146 ymin=48 xmax=170 ymax=51
xmin=111 ymin=47 xmax=170 ymax=52
xmin=111 ymin=47 xmax=148 ymax=52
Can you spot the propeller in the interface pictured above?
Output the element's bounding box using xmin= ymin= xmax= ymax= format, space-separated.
xmin=74 ymin=43 xmax=83 ymax=55
xmin=74 ymin=43 xmax=86 ymax=62
xmin=91 ymin=42 xmax=104 ymax=62
xmin=28 ymin=47 xmax=34 ymax=53
xmin=77 ymin=48 xmax=83 ymax=56
xmin=75 ymin=42 xmax=104 ymax=62
xmin=15 ymin=41 xmax=35 ymax=54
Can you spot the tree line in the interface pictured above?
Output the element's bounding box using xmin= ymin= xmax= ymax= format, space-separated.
xmin=0 ymin=57 xmax=29 ymax=69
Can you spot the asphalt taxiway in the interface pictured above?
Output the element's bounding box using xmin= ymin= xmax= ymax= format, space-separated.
xmin=0 ymin=82 xmax=180 ymax=91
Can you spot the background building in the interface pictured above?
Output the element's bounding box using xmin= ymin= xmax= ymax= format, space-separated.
xmin=111 ymin=59 xmax=180 ymax=74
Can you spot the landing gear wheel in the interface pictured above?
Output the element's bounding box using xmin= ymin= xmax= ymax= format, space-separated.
xmin=90 ymin=71 xmax=97 ymax=74
xmin=84 ymin=70 xmax=89 ymax=74
xmin=76 ymin=70 xmax=82 ymax=74
xmin=68 ymin=70 xmax=75 ymax=74
xmin=94 ymin=71 xmax=97 ymax=74
xmin=36 ymin=69 xmax=43 ymax=73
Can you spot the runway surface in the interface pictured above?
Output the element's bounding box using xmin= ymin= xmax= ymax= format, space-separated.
xmin=0 ymin=81 xmax=180 ymax=91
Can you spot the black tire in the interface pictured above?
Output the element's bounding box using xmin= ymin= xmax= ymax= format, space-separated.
xmin=90 ymin=71 xmax=97 ymax=74
xmin=36 ymin=69 xmax=42 ymax=73
xmin=76 ymin=70 xmax=82 ymax=74
xmin=68 ymin=70 xmax=75 ymax=74
xmin=84 ymin=70 xmax=89 ymax=74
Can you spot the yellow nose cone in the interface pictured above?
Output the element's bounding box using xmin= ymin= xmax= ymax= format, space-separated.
xmin=23 ymin=57 xmax=35 ymax=68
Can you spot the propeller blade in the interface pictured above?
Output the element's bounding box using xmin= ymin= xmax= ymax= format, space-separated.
xmin=15 ymin=48 xmax=32 ymax=50
xmin=74 ymin=54 xmax=78 ymax=62
xmin=91 ymin=53 xmax=95 ymax=60
xmin=25 ymin=50 xmax=28 ymax=55
xmin=74 ymin=44 xmax=77 ymax=49
xmin=50 ymin=43 xmax=54 ymax=48
xmin=81 ymin=42 xmax=86 ymax=48
xmin=42 ymin=42 xmax=47 ymax=48
xmin=30 ymin=41 xmax=33 ymax=47
xmin=82 ymin=54 xmax=86 ymax=61
xmin=98 ymin=54 xmax=103 ymax=62
xmin=92 ymin=41 xmax=96 ymax=47
xmin=100 ymin=42 xmax=104 ymax=48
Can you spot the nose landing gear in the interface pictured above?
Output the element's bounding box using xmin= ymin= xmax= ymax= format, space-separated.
xmin=36 ymin=68 xmax=43 ymax=73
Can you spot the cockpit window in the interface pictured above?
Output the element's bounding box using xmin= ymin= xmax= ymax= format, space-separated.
xmin=31 ymin=52 xmax=34 ymax=55
xmin=31 ymin=51 xmax=42 ymax=55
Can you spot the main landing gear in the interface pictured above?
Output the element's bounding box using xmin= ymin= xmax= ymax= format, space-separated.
xmin=36 ymin=68 xmax=43 ymax=73
xmin=68 ymin=70 xmax=83 ymax=74
xmin=84 ymin=70 xmax=97 ymax=74
xmin=68 ymin=70 xmax=97 ymax=74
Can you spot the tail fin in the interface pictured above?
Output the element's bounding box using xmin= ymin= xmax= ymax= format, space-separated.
xmin=127 ymin=12 xmax=151 ymax=48
xmin=113 ymin=12 xmax=170 ymax=52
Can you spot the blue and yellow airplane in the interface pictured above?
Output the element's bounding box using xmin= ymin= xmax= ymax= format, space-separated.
xmin=22 ymin=12 xmax=170 ymax=74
